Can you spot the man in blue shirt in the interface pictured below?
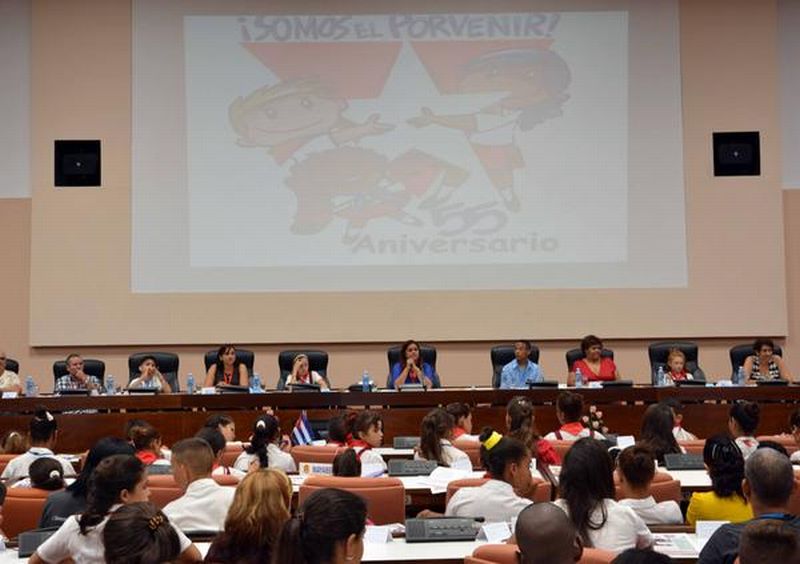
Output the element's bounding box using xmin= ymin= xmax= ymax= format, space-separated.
xmin=500 ymin=340 xmax=542 ymax=389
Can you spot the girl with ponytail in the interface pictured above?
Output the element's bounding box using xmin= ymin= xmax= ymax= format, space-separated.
xmin=234 ymin=414 xmax=296 ymax=473
xmin=272 ymin=488 xmax=367 ymax=564
xmin=506 ymin=396 xmax=560 ymax=465
xmin=345 ymin=410 xmax=387 ymax=474
xmin=445 ymin=427 xmax=533 ymax=522
xmin=31 ymin=454 xmax=200 ymax=563
xmin=415 ymin=408 xmax=471 ymax=470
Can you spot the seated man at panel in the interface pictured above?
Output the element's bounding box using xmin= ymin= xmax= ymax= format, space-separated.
xmin=163 ymin=437 xmax=235 ymax=532
xmin=500 ymin=340 xmax=542 ymax=389
xmin=55 ymin=353 xmax=101 ymax=393
xmin=698 ymin=448 xmax=799 ymax=564
xmin=515 ymin=502 xmax=583 ymax=564
xmin=0 ymin=350 xmax=21 ymax=394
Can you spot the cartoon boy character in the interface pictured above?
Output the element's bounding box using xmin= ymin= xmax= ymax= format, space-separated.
xmin=409 ymin=48 xmax=571 ymax=211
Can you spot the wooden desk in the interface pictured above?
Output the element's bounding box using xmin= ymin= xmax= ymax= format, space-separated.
xmin=1 ymin=385 xmax=798 ymax=453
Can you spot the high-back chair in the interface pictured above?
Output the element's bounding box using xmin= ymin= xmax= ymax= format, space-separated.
xmin=290 ymin=445 xmax=343 ymax=466
xmin=220 ymin=443 xmax=245 ymax=467
xmin=298 ymin=475 xmax=404 ymax=525
xmin=146 ymin=474 xmax=184 ymax=509
xmin=489 ymin=343 xmax=540 ymax=388
xmin=128 ymin=352 xmax=180 ymax=392
xmin=5 ymin=358 xmax=19 ymax=374
xmin=277 ymin=350 xmax=330 ymax=390
xmin=678 ymin=439 xmax=706 ymax=455
xmin=756 ymin=435 xmax=799 ymax=456
xmin=2 ymin=487 xmax=54 ymax=538
xmin=648 ymin=341 xmax=706 ymax=383
xmin=469 ymin=544 xmax=616 ymax=564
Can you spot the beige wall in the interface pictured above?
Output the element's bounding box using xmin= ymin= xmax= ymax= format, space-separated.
xmin=1 ymin=0 xmax=797 ymax=389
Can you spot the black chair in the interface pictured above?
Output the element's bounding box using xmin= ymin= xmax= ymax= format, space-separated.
xmin=648 ymin=341 xmax=706 ymax=384
xmin=565 ymin=348 xmax=614 ymax=371
xmin=490 ymin=344 xmax=540 ymax=388
xmin=386 ymin=344 xmax=439 ymax=388
xmin=52 ymin=359 xmax=106 ymax=386
xmin=5 ymin=358 xmax=19 ymax=374
xmin=203 ymin=349 xmax=255 ymax=380
xmin=277 ymin=350 xmax=329 ymax=390
xmin=729 ymin=343 xmax=782 ymax=379
xmin=128 ymin=353 xmax=180 ymax=392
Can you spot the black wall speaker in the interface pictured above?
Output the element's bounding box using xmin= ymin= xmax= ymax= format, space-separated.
xmin=54 ymin=140 xmax=101 ymax=187
xmin=712 ymin=131 xmax=760 ymax=177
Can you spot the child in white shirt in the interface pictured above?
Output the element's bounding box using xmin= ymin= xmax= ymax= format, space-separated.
xmin=616 ymin=445 xmax=683 ymax=525
xmin=233 ymin=414 xmax=296 ymax=474
xmin=414 ymin=408 xmax=472 ymax=471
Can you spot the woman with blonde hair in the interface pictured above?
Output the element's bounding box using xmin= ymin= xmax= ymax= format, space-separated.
xmin=284 ymin=354 xmax=329 ymax=390
xmin=205 ymin=468 xmax=293 ymax=564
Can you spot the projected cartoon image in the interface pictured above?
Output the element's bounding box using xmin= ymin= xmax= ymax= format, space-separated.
xmin=228 ymin=77 xmax=470 ymax=241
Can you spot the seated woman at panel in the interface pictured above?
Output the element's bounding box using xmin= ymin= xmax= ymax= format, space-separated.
xmin=446 ymin=402 xmax=474 ymax=441
xmin=30 ymin=454 xmax=200 ymax=564
xmin=568 ymin=335 xmax=619 ymax=385
xmin=234 ymin=414 xmax=296 ymax=474
xmin=445 ymin=428 xmax=533 ymax=522
xmin=346 ymin=410 xmax=387 ymax=474
xmin=272 ymin=489 xmax=368 ymax=564
xmin=284 ymin=353 xmax=330 ymax=390
xmin=205 ymin=468 xmax=292 ymax=564
xmin=545 ymin=391 xmax=605 ymax=442
xmin=388 ymin=339 xmax=440 ymax=389
xmin=729 ymin=401 xmax=761 ymax=459
xmin=506 ymin=396 xmax=560 ymax=465
xmin=743 ymin=338 xmax=791 ymax=381
xmin=204 ymin=344 xmax=249 ymax=388
xmin=554 ymin=438 xmax=653 ymax=553
xmin=639 ymin=403 xmax=683 ymax=465
xmin=664 ymin=349 xmax=693 ymax=383
xmin=128 ymin=355 xmax=172 ymax=393
xmin=686 ymin=434 xmax=753 ymax=526
xmin=415 ymin=408 xmax=472 ymax=470
xmin=0 ymin=350 xmax=21 ymax=394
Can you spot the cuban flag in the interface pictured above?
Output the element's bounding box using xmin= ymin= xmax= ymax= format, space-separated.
xmin=291 ymin=410 xmax=315 ymax=446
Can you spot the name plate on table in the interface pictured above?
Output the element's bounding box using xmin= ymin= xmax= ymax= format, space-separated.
xmin=2 ymin=391 xmax=18 ymax=399
xmin=200 ymin=386 xmax=216 ymax=395
xmin=364 ymin=525 xmax=393 ymax=544
xmin=477 ymin=521 xmax=512 ymax=543
xmin=299 ymin=462 xmax=333 ymax=477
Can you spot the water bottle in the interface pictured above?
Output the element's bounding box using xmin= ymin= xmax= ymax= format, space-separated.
xmin=250 ymin=372 xmax=262 ymax=393
xmin=575 ymin=367 xmax=584 ymax=388
xmin=105 ymin=374 xmax=115 ymax=396
xmin=361 ymin=369 xmax=370 ymax=392
xmin=656 ymin=366 xmax=665 ymax=387
xmin=186 ymin=372 xmax=195 ymax=395
xmin=25 ymin=375 xmax=36 ymax=397
xmin=735 ymin=366 xmax=745 ymax=386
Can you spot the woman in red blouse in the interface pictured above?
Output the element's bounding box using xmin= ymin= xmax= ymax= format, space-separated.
xmin=568 ymin=335 xmax=619 ymax=385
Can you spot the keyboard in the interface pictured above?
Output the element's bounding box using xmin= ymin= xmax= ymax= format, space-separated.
xmin=388 ymin=459 xmax=438 ymax=476
xmin=393 ymin=436 xmax=421 ymax=449
xmin=664 ymin=453 xmax=705 ymax=470
xmin=405 ymin=518 xmax=480 ymax=542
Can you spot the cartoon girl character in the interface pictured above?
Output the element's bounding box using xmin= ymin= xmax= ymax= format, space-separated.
xmin=230 ymin=77 xmax=469 ymax=238
xmin=409 ymin=48 xmax=571 ymax=211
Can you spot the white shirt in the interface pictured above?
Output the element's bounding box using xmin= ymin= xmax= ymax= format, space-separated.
xmin=162 ymin=478 xmax=235 ymax=532
xmin=618 ymin=496 xmax=683 ymax=525
xmin=544 ymin=428 xmax=607 ymax=442
xmin=414 ymin=440 xmax=472 ymax=471
xmin=672 ymin=426 xmax=697 ymax=441
xmin=211 ymin=465 xmax=246 ymax=480
xmin=0 ymin=447 xmax=76 ymax=480
xmin=36 ymin=506 xmax=192 ymax=564
xmin=233 ymin=443 xmax=297 ymax=473
xmin=446 ymin=479 xmax=532 ymax=522
xmin=554 ymin=498 xmax=653 ymax=553
xmin=735 ymin=436 xmax=759 ymax=459
xmin=351 ymin=445 xmax=388 ymax=475
xmin=790 ymin=450 xmax=800 ymax=463
xmin=0 ymin=369 xmax=20 ymax=389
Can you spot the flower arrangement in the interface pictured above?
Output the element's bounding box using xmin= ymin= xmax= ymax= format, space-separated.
xmin=582 ymin=405 xmax=610 ymax=435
